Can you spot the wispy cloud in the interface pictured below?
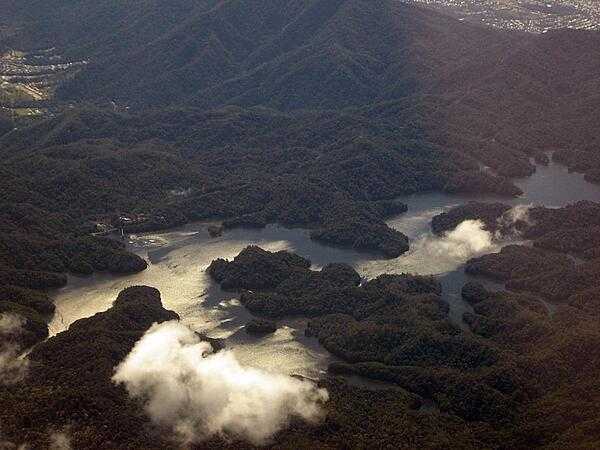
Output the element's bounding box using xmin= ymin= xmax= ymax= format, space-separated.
xmin=113 ymin=321 xmax=328 ymax=445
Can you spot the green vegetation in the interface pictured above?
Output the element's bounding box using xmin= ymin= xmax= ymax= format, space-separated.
xmin=0 ymin=104 xmax=519 ymax=260
xmin=245 ymin=318 xmax=277 ymax=335
xmin=0 ymin=286 xmax=179 ymax=449
xmin=466 ymin=245 xmax=574 ymax=283
xmin=431 ymin=202 xmax=511 ymax=235
xmin=1 ymin=0 xmax=599 ymax=448
xmin=209 ymin=233 xmax=600 ymax=448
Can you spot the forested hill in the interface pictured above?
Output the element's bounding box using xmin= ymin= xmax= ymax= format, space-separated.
xmin=1 ymin=1 xmax=600 ymax=323
xmin=4 ymin=0 xmax=599 ymax=179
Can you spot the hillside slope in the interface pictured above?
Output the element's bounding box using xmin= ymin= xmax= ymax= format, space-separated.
xmin=1 ymin=0 xmax=599 ymax=281
xmin=5 ymin=0 xmax=599 ymax=179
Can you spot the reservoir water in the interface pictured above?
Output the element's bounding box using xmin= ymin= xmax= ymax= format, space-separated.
xmin=48 ymin=159 xmax=600 ymax=379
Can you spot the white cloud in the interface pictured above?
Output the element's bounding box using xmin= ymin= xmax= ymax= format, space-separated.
xmin=437 ymin=219 xmax=495 ymax=257
xmin=113 ymin=321 xmax=328 ymax=445
xmin=496 ymin=204 xmax=534 ymax=238
xmin=0 ymin=314 xmax=25 ymax=336
xmin=414 ymin=219 xmax=497 ymax=266
xmin=0 ymin=313 xmax=28 ymax=385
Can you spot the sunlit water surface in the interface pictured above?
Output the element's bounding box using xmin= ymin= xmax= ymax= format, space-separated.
xmin=49 ymin=160 xmax=600 ymax=378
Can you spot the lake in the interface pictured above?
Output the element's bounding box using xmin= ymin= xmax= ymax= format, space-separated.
xmin=49 ymin=159 xmax=600 ymax=378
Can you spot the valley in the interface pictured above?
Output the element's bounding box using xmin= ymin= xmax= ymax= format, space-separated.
xmin=1 ymin=1 xmax=599 ymax=448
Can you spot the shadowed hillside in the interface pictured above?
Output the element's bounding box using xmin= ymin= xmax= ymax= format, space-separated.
xmin=4 ymin=0 xmax=599 ymax=177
